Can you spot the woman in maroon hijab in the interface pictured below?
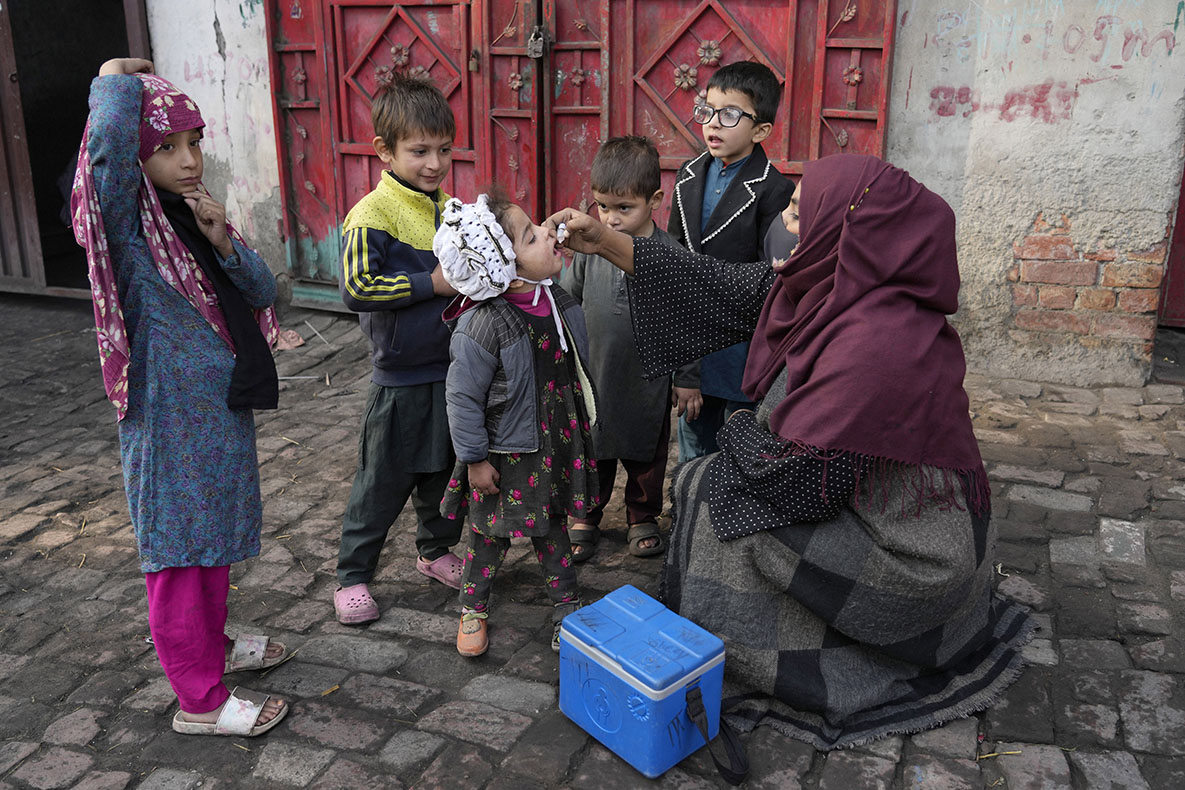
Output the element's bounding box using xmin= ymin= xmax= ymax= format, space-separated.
xmin=551 ymin=154 xmax=1034 ymax=750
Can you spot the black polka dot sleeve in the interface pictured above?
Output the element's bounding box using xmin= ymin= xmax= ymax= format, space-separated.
xmin=707 ymin=410 xmax=865 ymax=541
xmin=628 ymin=235 xmax=776 ymax=380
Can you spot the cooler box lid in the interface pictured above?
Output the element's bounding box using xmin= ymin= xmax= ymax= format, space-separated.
xmin=563 ymin=585 xmax=724 ymax=693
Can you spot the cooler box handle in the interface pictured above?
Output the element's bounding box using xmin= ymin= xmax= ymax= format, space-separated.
xmin=686 ymin=685 xmax=749 ymax=786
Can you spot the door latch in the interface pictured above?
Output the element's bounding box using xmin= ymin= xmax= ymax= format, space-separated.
xmin=526 ymin=26 xmax=547 ymax=59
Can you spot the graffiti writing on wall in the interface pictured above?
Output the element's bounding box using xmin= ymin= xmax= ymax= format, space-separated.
xmin=183 ymin=52 xmax=271 ymax=87
xmin=929 ymin=9 xmax=1175 ymax=64
xmin=929 ymin=80 xmax=1079 ymax=122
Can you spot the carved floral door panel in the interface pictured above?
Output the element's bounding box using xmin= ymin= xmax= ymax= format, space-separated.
xmin=265 ymin=0 xmax=896 ymax=307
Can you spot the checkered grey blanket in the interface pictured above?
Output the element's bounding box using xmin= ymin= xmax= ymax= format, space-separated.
xmin=660 ymin=454 xmax=1035 ymax=750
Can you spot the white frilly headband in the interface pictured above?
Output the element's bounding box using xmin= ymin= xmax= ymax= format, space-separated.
xmin=434 ymin=194 xmax=517 ymax=302
xmin=433 ymin=194 xmax=568 ymax=351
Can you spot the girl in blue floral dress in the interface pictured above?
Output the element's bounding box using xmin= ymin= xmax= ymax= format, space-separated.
xmin=435 ymin=192 xmax=599 ymax=657
xmin=73 ymin=58 xmax=286 ymax=737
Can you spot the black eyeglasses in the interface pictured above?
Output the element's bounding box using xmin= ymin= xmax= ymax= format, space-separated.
xmin=692 ymin=104 xmax=761 ymax=127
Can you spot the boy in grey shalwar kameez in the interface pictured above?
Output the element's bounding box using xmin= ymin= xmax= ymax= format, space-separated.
xmin=562 ymin=136 xmax=679 ymax=561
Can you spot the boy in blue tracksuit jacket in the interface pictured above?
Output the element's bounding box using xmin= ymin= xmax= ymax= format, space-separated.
xmin=333 ymin=74 xmax=466 ymax=625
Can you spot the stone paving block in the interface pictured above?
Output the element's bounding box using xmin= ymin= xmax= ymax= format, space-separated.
xmin=64 ymin=670 xmax=148 ymax=708
xmin=9 ymin=747 xmax=94 ymax=790
xmin=1117 ymin=602 xmax=1173 ymax=635
xmin=1055 ymin=702 xmax=1121 ymax=748
xmin=1119 ymin=431 xmax=1170 ymax=456
xmin=1139 ymin=755 xmax=1185 ymax=789
xmin=253 ymin=742 xmax=335 ymax=786
xmin=338 ymin=673 xmax=442 ymax=717
xmin=0 ymin=696 xmax=56 ymax=742
xmin=1145 ymin=519 xmax=1185 ymax=565
xmin=417 ymin=700 xmax=534 ymax=752
xmin=0 ymin=654 xmax=30 ymax=684
xmin=989 ymin=742 xmax=1071 ymax=790
xmin=120 ymin=676 xmax=178 ymax=714
xmin=411 ymin=744 xmax=495 ymax=790
xmin=1101 ymin=388 xmax=1144 ymax=406
xmin=990 ymin=464 xmax=1065 ymax=487
xmin=310 ymin=758 xmax=404 ymax=790
xmin=1130 ymin=638 xmax=1185 ymax=673
xmin=1052 ymin=563 xmax=1108 ymax=588
xmin=0 ymin=741 xmax=37 ymax=774
xmin=459 ymin=674 xmax=556 ymax=715
xmin=1007 ymin=485 xmax=1093 ymax=512
xmin=295 ymin=634 xmax=409 ymax=674
xmin=984 ymin=670 xmax=1054 ymax=743
xmin=818 ymin=749 xmax=896 ymax=790
xmin=1022 ymin=640 xmax=1058 ymax=666
xmin=396 ymin=646 xmax=493 ymax=689
xmin=996 ymin=575 xmax=1050 ymax=610
xmin=1066 ymin=750 xmax=1150 ymax=790
xmin=270 ymin=599 xmax=330 ymax=633
xmin=136 ymin=769 xmax=204 ymax=790
xmin=288 ymin=701 xmax=392 ymax=750
xmin=70 ymin=771 xmax=133 ymax=790
xmin=1064 ymin=475 xmax=1101 ymax=494
xmin=1048 ymin=535 xmax=1097 ymax=566
xmin=900 ymin=754 xmax=981 ymax=789
xmin=369 ymin=606 xmax=458 ymax=645
xmin=1057 ymin=588 xmax=1116 ymax=637
xmin=908 ymin=716 xmax=979 ymax=759
xmin=1145 ymin=384 xmax=1185 ymax=404
xmin=1060 ymin=639 xmax=1131 ymax=669
xmin=1118 ymin=670 xmax=1185 ymax=755
xmin=496 ymin=710 xmax=588 ymax=786
xmin=379 ymin=729 xmax=447 ymax=776
xmin=1099 ymin=482 xmax=1153 ymax=520
xmin=738 ymin=727 xmax=815 ymax=789
xmin=256 ymin=661 xmax=351 ymax=699
xmin=41 ymin=707 xmax=103 ymax=746
xmin=995 ymin=543 xmax=1047 ymax=574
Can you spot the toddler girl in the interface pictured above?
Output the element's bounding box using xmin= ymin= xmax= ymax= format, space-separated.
xmin=435 ymin=192 xmax=598 ymax=656
xmin=73 ymin=58 xmax=286 ymax=736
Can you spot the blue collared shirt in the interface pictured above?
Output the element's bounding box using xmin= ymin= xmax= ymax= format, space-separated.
xmin=700 ymin=153 xmax=751 ymax=231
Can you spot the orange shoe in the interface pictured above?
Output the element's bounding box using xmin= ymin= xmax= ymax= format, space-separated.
xmin=457 ymin=614 xmax=488 ymax=657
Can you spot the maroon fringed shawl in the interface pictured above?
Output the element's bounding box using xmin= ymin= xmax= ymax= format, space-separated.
xmin=742 ymin=155 xmax=988 ymax=515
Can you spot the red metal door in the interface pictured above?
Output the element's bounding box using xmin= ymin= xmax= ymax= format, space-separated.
xmin=266 ymin=0 xmax=896 ymax=307
xmin=1157 ymin=169 xmax=1185 ymax=327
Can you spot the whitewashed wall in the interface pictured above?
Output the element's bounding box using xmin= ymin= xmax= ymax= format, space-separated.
xmin=887 ymin=0 xmax=1185 ymax=385
xmin=146 ymin=0 xmax=287 ymax=294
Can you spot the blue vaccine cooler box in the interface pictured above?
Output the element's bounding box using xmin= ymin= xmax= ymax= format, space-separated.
xmin=558 ymin=585 xmax=725 ymax=778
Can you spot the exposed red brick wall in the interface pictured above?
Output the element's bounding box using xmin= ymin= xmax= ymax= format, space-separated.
xmin=1009 ymin=213 xmax=1169 ymax=352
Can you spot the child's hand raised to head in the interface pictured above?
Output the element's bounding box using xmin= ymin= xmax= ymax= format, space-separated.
xmin=468 ymin=460 xmax=501 ymax=497
xmin=183 ymin=188 xmax=235 ymax=258
xmin=99 ymin=58 xmax=154 ymax=77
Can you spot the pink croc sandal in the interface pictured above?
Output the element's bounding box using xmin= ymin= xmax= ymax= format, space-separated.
xmin=416 ymin=552 xmax=465 ymax=590
xmin=334 ymin=583 xmax=379 ymax=625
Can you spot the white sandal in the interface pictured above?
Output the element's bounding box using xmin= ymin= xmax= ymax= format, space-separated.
xmin=224 ymin=634 xmax=287 ymax=673
xmin=171 ymin=686 xmax=288 ymax=737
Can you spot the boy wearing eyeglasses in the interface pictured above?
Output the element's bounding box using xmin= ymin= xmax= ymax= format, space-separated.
xmin=667 ymin=61 xmax=794 ymax=462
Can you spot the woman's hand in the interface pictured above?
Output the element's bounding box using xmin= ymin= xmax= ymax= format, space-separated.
xmin=183 ymin=188 xmax=234 ymax=258
xmin=99 ymin=58 xmax=153 ymax=77
xmin=545 ymin=208 xmax=605 ymax=254
xmin=545 ymin=208 xmax=635 ymax=274
xmin=468 ymin=460 xmax=500 ymax=496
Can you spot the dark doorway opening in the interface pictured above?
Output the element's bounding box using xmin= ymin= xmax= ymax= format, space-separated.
xmin=9 ymin=0 xmax=131 ymax=290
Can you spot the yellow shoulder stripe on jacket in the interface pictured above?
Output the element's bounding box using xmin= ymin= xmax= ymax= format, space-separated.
xmin=341 ymin=227 xmax=413 ymax=302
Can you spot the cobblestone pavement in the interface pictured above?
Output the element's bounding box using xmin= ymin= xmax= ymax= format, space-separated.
xmin=3 ymin=292 xmax=1185 ymax=789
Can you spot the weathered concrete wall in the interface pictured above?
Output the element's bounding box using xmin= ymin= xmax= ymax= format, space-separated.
xmin=146 ymin=0 xmax=289 ymax=299
xmin=887 ymin=0 xmax=1184 ymax=386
